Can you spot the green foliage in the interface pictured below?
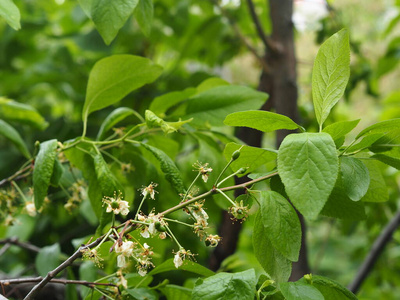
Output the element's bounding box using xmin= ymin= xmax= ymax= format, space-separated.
xmin=0 ymin=0 xmax=20 ymax=30
xmin=0 ymin=119 xmax=30 ymax=159
xmin=192 ymin=269 xmax=256 ymax=300
xmin=35 ymin=243 xmax=62 ymax=277
xmin=134 ymin=0 xmax=154 ymax=37
xmin=277 ymin=133 xmax=339 ymax=219
xmin=33 ymin=139 xmax=58 ymax=209
xmin=312 ymin=29 xmax=350 ymax=129
xmin=280 ymin=281 xmax=324 ymax=300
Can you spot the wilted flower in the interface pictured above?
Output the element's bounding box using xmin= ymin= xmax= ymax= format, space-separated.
xmin=193 ymin=161 xmax=213 ymax=183
xmin=102 ymin=191 xmax=129 ymax=216
xmin=173 ymin=248 xmax=195 ymax=269
xmin=25 ymin=201 xmax=36 ymax=217
xmin=81 ymin=248 xmax=104 ymax=268
xmin=139 ymin=183 xmax=158 ymax=200
xmin=228 ymin=200 xmax=249 ymax=221
xmin=205 ymin=235 xmax=222 ymax=247
xmin=115 ymin=240 xmax=135 ymax=268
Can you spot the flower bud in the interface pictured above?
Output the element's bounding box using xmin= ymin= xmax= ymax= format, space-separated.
xmin=231 ymin=150 xmax=241 ymax=160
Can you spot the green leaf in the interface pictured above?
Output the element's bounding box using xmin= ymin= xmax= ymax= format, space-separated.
xmin=149 ymin=88 xmax=196 ymax=117
xmin=224 ymin=110 xmax=301 ymax=133
xmin=257 ymin=191 xmax=301 ymax=262
xmin=50 ymin=159 xmax=64 ymax=187
xmin=78 ymin=0 xmax=92 ymax=17
xmin=253 ymin=212 xmax=291 ymax=283
xmin=320 ymin=176 xmax=366 ymax=220
xmin=126 ymin=287 xmax=158 ymax=300
xmin=149 ymin=258 xmax=214 ymax=277
xmin=197 ymin=77 xmax=230 ymax=93
xmin=372 ymin=154 xmax=400 ymax=169
xmin=312 ymin=29 xmax=350 ymax=128
xmin=0 ymin=0 xmax=20 ymax=30
xmin=35 ymin=243 xmax=61 ymax=277
xmin=33 ymin=139 xmax=58 ymax=209
xmin=0 ymin=97 xmax=48 ymax=130
xmin=186 ymin=86 xmax=267 ymax=127
xmin=91 ymin=0 xmax=139 ymax=45
xmin=340 ymin=157 xmax=370 ymax=201
xmin=134 ymin=0 xmax=153 ymax=37
xmin=97 ymin=107 xmax=141 ymax=140
xmin=345 ymin=133 xmax=384 ymax=153
xmin=277 ymin=133 xmax=339 ymax=219
xmin=356 ymin=118 xmax=400 ymax=139
xmin=310 ymin=275 xmax=357 ymax=300
xmin=223 ymin=142 xmax=277 ymax=176
xmin=83 ymin=55 xmax=162 ymax=122
xmin=192 ymin=269 xmax=256 ymax=300
xmin=141 ymin=143 xmax=185 ymax=195
xmin=145 ymin=110 xmax=192 ymax=134
xmin=361 ymin=161 xmax=388 ymax=202
xmin=280 ymin=282 xmax=324 ymax=300
xmin=0 ymin=119 xmax=30 ymax=158
xmin=160 ymin=285 xmax=191 ymax=300
xmin=322 ymin=119 xmax=360 ymax=148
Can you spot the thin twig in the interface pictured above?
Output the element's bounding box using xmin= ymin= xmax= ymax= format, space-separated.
xmin=348 ymin=209 xmax=400 ymax=293
xmin=245 ymin=0 xmax=276 ymax=52
xmin=0 ymin=276 xmax=117 ymax=288
xmin=0 ymin=238 xmax=41 ymax=253
xmin=211 ymin=0 xmax=270 ymax=72
xmin=0 ymin=163 xmax=33 ymax=188
xmin=23 ymin=237 xmax=104 ymax=300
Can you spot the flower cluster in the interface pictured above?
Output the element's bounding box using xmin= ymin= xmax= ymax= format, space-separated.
xmin=138 ymin=212 xmax=167 ymax=239
xmin=64 ymin=179 xmax=86 ymax=212
xmin=114 ymin=240 xmax=154 ymax=276
xmin=102 ymin=191 xmax=129 ymax=216
xmin=186 ymin=201 xmax=209 ymax=239
xmin=81 ymin=248 xmax=104 ymax=268
xmin=228 ymin=200 xmax=249 ymax=221
xmin=193 ymin=161 xmax=213 ymax=183
xmin=140 ymin=182 xmax=158 ymax=200
xmin=205 ymin=234 xmax=222 ymax=247
xmin=173 ymin=248 xmax=195 ymax=268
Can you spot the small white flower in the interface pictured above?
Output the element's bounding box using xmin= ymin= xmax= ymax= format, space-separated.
xmin=102 ymin=192 xmax=130 ymax=216
xmin=140 ymin=183 xmax=158 ymax=200
xmin=193 ymin=161 xmax=212 ymax=183
xmin=138 ymin=267 xmax=147 ymax=277
xmin=117 ymin=254 xmax=127 ymax=268
xmin=140 ymin=227 xmax=150 ymax=238
xmin=115 ymin=241 xmax=134 ymax=256
xmin=174 ymin=252 xmax=183 ymax=268
xmin=25 ymin=201 xmax=36 ymax=217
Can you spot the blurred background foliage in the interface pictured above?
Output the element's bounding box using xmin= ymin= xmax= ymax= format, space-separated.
xmin=1 ymin=0 xmax=400 ymax=299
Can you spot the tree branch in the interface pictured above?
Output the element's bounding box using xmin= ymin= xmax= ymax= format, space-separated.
xmin=1 ymin=276 xmax=117 ymax=288
xmin=0 ymin=163 xmax=33 ymax=188
xmin=0 ymin=238 xmax=41 ymax=254
xmin=23 ymin=237 xmax=104 ymax=300
xmin=211 ymin=0 xmax=270 ymax=73
xmin=348 ymin=208 xmax=400 ymax=293
xmin=245 ymin=0 xmax=280 ymax=53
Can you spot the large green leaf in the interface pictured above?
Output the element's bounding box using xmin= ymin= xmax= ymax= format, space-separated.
xmin=160 ymin=285 xmax=191 ymax=300
xmin=35 ymin=243 xmax=61 ymax=277
xmin=192 ymin=269 xmax=256 ymax=300
xmin=322 ymin=119 xmax=360 ymax=148
xmin=134 ymin=0 xmax=153 ymax=37
xmin=280 ymin=282 xmax=324 ymax=300
xmin=0 ymin=0 xmax=20 ymax=30
xmin=33 ymin=139 xmax=58 ymax=209
xmin=320 ymin=176 xmax=366 ymax=220
xmin=312 ymin=29 xmax=350 ymax=129
xmin=345 ymin=133 xmax=384 ymax=154
xmin=149 ymin=88 xmax=196 ymax=117
xmin=224 ymin=110 xmax=301 ymax=133
xmin=82 ymin=55 xmax=162 ymax=122
xmin=340 ymin=157 xmax=370 ymax=201
xmin=0 ymin=98 xmax=48 ymax=130
xmin=185 ymin=86 xmax=267 ymax=127
xmin=372 ymin=154 xmax=400 ymax=170
xmin=91 ymin=0 xmax=139 ymax=45
xmin=223 ymin=142 xmax=277 ymax=176
xmin=361 ymin=161 xmax=388 ymax=202
xmin=149 ymin=258 xmax=214 ymax=277
xmin=97 ymin=107 xmax=140 ymax=140
xmin=356 ymin=118 xmax=400 ymax=139
xmin=141 ymin=143 xmax=185 ymax=195
xmin=277 ymin=133 xmax=339 ymax=219
xmin=257 ymin=191 xmax=301 ymax=261
xmin=0 ymin=119 xmax=30 ymax=158
xmin=308 ymin=275 xmax=358 ymax=300
xmin=253 ymin=212 xmax=291 ymax=283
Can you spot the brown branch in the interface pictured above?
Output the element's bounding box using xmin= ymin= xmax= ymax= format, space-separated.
xmin=0 ymin=238 xmax=41 ymax=253
xmin=1 ymin=277 xmax=117 ymax=288
xmin=23 ymin=237 xmax=104 ymax=300
xmin=348 ymin=208 xmax=400 ymax=293
xmin=246 ymin=0 xmax=280 ymax=53
xmin=0 ymin=163 xmax=33 ymax=188
xmin=211 ymin=0 xmax=270 ymax=73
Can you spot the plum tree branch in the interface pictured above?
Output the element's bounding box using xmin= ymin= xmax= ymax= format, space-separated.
xmin=348 ymin=208 xmax=400 ymax=293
